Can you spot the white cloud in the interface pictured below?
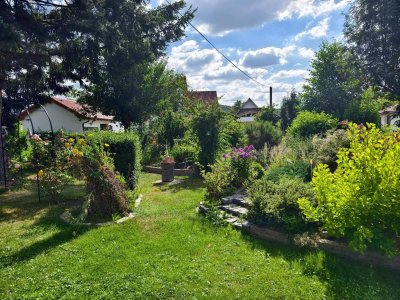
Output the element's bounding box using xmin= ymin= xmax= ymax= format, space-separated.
xmin=159 ymin=0 xmax=348 ymax=35
xmin=294 ymin=18 xmax=330 ymax=41
xmin=240 ymin=46 xmax=296 ymax=68
xmin=298 ymin=47 xmax=315 ymax=59
xmin=268 ymin=69 xmax=309 ymax=81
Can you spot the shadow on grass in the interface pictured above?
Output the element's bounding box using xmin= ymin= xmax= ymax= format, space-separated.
xmin=0 ymin=184 xmax=91 ymax=268
xmin=238 ymin=229 xmax=400 ymax=299
xmin=158 ymin=177 xmax=204 ymax=193
xmin=0 ymin=206 xmax=91 ymax=268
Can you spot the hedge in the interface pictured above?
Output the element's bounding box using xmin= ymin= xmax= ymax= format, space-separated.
xmin=89 ymin=131 xmax=142 ymax=190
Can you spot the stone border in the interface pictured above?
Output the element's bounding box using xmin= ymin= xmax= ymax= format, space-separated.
xmin=198 ymin=204 xmax=400 ymax=270
xmin=143 ymin=166 xmax=194 ymax=176
xmin=60 ymin=194 xmax=143 ymax=227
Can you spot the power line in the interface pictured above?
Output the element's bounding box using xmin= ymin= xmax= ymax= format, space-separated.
xmin=164 ymin=0 xmax=271 ymax=92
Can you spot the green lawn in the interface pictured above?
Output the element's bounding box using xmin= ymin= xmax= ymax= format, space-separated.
xmin=1 ymin=173 xmax=399 ymax=299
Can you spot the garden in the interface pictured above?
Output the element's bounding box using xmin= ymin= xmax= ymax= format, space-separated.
xmin=1 ymin=0 xmax=400 ymax=298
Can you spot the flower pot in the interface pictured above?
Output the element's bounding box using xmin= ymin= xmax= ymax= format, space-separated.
xmin=161 ymin=157 xmax=175 ymax=182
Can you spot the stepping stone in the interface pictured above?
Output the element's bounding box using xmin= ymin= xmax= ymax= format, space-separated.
xmin=219 ymin=204 xmax=248 ymax=217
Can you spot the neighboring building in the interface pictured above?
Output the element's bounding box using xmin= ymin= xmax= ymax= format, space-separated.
xmin=237 ymin=98 xmax=260 ymax=122
xmin=20 ymin=97 xmax=123 ymax=134
xmin=187 ymin=91 xmax=218 ymax=105
xmin=379 ymin=104 xmax=399 ymax=131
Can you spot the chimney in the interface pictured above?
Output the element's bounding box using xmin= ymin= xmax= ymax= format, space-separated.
xmin=269 ymin=86 xmax=273 ymax=107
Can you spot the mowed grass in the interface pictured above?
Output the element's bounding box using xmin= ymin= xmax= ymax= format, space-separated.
xmin=1 ymin=173 xmax=400 ymax=299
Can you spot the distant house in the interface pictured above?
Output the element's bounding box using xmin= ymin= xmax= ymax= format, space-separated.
xmin=20 ymin=97 xmax=123 ymax=134
xmin=237 ymin=98 xmax=260 ymax=123
xmin=187 ymin=91 xmax=218 ymax=105
xmin=379 ymin=104 xmax=399 ymax=131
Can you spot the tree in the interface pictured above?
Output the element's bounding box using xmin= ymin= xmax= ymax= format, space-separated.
xmin=301 ymin=41 xmax=364 ymax=120
xmin=230 ymin=100 xmax=242 ymax=115
xmin=280 ymin=89 xmax=299 ymax=131
xmin=255 ymin=105 xmax=280 ymax=124
xmin=0 ymin=0 xmax=194 ymax=127
xmin=344 ymin=0 xmax=400 ymax=97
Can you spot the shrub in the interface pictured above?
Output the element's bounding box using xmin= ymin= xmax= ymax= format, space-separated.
xmin=245 ymin=121 xmax=282 ymax=150
xmin=269 ymin=136 xmax=313 ymax=168
xmin=89 ymin=131 xmax=142 ymax=190
xmin=170 ymin=143 xmax=199 ymax=166
xmin=192 ymin=103 xmax=224 ymax=171
xmin=312 ymin=129 xmax=350 ymax=171
xmin=220 ymin=115 xmax=248 ymax=149
xmin=203 ymin=159 xmax=236 ymax=201
xmin=223 ymin=145 xmax=256 ymax=187
xmin=298 ymin=123 xmax=400 ymax=255
xmin=287 ymin=111 xmax=338 ymax=138
xmin=247 ymin=176 xmax=316 ymax=232
xmin=267 ymin=160 xmax=312 ymax=183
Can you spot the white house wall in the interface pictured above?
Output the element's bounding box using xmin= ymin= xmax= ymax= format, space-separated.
xmin=22 ymin=102 xmax=84 ymax=133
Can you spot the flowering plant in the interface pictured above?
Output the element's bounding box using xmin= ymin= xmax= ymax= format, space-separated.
xmin=223 ymin=145 xmax=256 ymax=160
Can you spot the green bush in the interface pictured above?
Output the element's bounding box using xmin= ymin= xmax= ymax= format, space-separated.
xmin=267 ymin=160 xmax=312 ymax=183
xmin=203 ymin=159 xmax=236 ymax=201
xmin=89 ymin=131 xmax=142 ymax=190
xmin=221 ymin=115 xmax=247 ymax=149
xmin=312 ymin=129 xmax=350 ymax=171
xmin=192 ymin=103 xmax=224 ymax=171
xmin=245 ymin=121 xmax=282 ymax=150
xmin=170 ymin=143 xmax=199 ymax=165
xmin=298 ymin=123 xmax=400 ymax=254
xmin=287 ymin=111 xmax=338 ymax=138
xmin=248 ymin=176 xmax=316 ymax=233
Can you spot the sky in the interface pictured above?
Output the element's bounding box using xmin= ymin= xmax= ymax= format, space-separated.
xmin=151 ymin=0 xmax=350 ymax=107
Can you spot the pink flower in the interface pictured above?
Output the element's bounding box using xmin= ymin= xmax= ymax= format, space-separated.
xmin=14 ymin=163 xmax=21 ymax=170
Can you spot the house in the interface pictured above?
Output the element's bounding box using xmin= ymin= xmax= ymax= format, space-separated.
xmin=379 ymin=104 xmax=399 ymax=131
xmin=20 ymin=97 xmax=123 ymax=134
xmin=187 ymin=91 xmax=218 ymax=105
xmin=237 ymin=98 xmax=260 ymax=122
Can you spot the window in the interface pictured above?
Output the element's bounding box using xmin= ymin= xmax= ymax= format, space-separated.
xmin=100 ymin=124 xmax=108 ymax=130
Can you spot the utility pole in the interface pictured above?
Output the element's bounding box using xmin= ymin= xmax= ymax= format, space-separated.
xmin=269 ymin=86 xmax=273 ymax=107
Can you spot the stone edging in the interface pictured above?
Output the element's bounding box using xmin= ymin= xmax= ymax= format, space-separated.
xmin=143 ymin=166 xmax=194 ymax=176
xmin=198 ymin=204 xmax=400 ymax=270
xmin=60 ymin=194 xmax=143 ymax=227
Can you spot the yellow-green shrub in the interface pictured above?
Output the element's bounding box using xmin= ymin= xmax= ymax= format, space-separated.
xmin=298 ymin=123 xmax=400 ymax=254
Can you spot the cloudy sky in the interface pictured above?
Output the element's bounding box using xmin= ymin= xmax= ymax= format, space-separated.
xmin=153 ymin=0 xmax=349 ymax=107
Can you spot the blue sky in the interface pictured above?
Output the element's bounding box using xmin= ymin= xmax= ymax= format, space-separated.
xmin=152 ymin=0 xmax=349 ymax=107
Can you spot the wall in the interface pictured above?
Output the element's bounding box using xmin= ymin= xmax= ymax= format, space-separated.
xmin=380 ymin=114 xmax=399 ymax=131
xmin=22 ymin=102 xmax=84 ymax=133
xmin=238 ymin=116 xmax=255 ymax=123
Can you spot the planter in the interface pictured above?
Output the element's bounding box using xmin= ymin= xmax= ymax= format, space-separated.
xmin=161 ymin=157 xmax=175 ymax=182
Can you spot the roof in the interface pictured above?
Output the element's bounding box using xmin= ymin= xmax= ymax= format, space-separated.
xmin=187 ymin=91 xmax=218 ymax=105
xmin=236 ymin=98 xmax=260 ymax=116
xmin=20 ymin=97 xmax=114 ymax=121
xmin=379 ymin=104 xmax=398 ymax=115
xmin=237 ymin=108 xmax=260 ymax=117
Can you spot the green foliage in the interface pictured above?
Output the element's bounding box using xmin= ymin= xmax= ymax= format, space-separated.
xmin=88 ymin=131 xmax=142 ymax=190
xmin=220 ymin=115 xmax=248 ymax=149
xmin=203 ymin=159 xmax=236 ymax=201
xmin=255 ymin=106 xmax=280 ymax=124
xmin=170 ymin=143 xmax=199 ymax=166
xmin=245 ymin=121 xmax=282 ymax=150
xmin=6 ymin=122 xmax=31 ymax=162
xmin=267 ymin=160 xmax=312 ymax=183
xmin=343 ymin=88 xmax=381 ymax=125
xmin=192 ymin=103 xmax=224 ymax=171
xmin=301 ymin=41 xmax=363 ymax=119
xmin=248 ymin=176 xmax=316 ymax=232
xmin=1 ymin=1 xmax=194 ymax=119
xmin=298 ymin=124 xmax=400 ymax=254
xmin=287 ymin=111 xmax=338 ymax=138
xmin=280 ymin=90 xmax=300 ymax=131
xmin=312 ymin=129 xmax=350 ymax=171
xmin=344 ymin=0 xmax=400 ymax=96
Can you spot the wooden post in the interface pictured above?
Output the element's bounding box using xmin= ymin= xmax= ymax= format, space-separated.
xmin=269 ymin=86 xmax=273 ymax=107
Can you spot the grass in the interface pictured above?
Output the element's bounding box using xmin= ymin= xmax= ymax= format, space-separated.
xmin=1 ymin=173 xmax=400 ymax=299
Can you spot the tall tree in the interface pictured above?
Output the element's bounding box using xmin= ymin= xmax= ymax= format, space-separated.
xmin=0 ymin=0 xmax=194 ymax=127
xmin=280 ymin=89 xmax=299 ymax=131
xmin=301 ymin=41 xmax=364 ymax=120
xmin=344 ymin=0 xmax=400 ymax=97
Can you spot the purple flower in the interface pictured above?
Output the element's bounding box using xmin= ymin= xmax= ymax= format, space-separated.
xmin=223 ymin=154 xmax=228 ymax=159
xmin=248 ymin=145 xmax=255 ymax=150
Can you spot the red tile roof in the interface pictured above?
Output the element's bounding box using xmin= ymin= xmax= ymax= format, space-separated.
xmin=20 ymin=97 xmax=114 ymax=121
xmin=187 ymin=91 xmax=218 ymax=105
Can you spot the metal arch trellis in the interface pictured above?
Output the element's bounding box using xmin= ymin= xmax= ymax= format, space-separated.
xmin=1 ymin=101 xmax=56 ymax=202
